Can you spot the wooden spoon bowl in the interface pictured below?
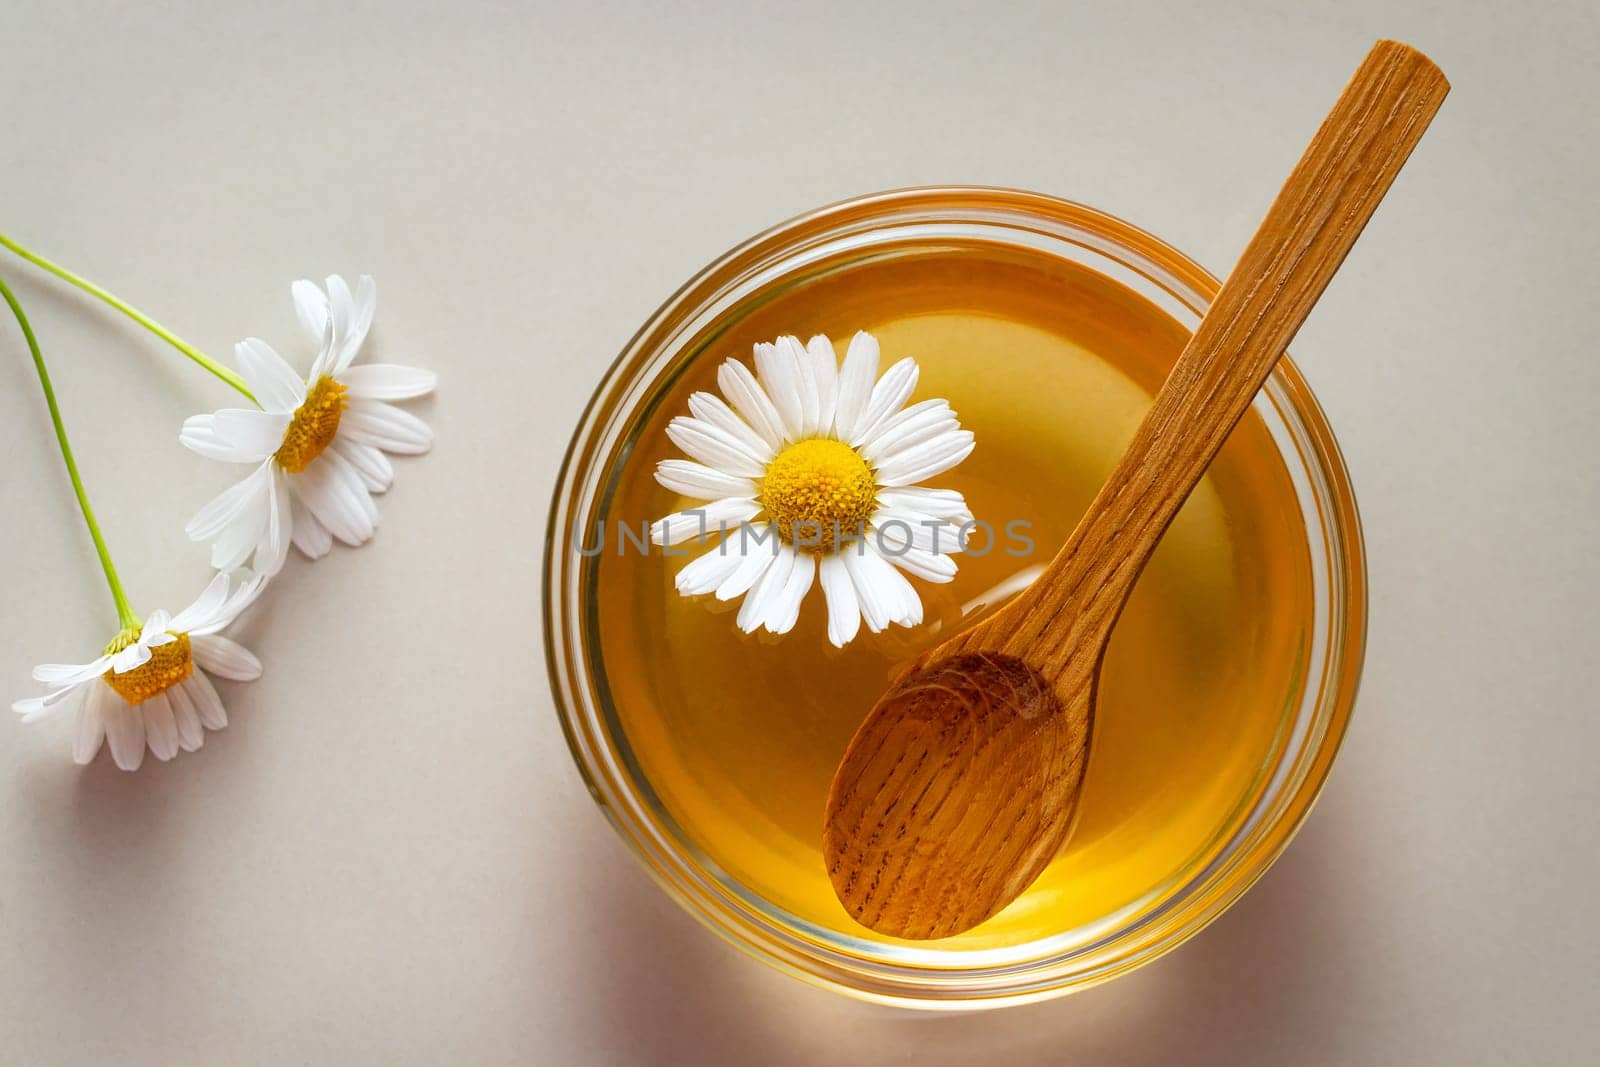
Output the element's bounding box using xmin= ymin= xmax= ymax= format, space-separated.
xmin=825 ymin=39 xmax=1449 ymax=941
xmin=825 ymin=651 xmax=1086 ymax=939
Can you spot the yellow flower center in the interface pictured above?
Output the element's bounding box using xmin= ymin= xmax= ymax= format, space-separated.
xmin=101 ymin=631 xmax=193 ymax=705
xmin=759 ymin=438 xmax=878 ymax=551
xmin=276 ymin=376 xmax=348 ymax=473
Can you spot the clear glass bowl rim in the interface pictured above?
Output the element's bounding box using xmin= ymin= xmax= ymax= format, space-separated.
xmin=542 ymin=186 xmax=1368 ymax=1009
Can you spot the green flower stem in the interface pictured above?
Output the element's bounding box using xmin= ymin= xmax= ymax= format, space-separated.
xmin=0 ymin=272 xmax=139 ymax=630
xmin=0 ymin=231 xmax=254 ymax=404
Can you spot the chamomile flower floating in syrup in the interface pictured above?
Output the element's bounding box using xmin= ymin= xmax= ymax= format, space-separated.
xmin=14 ymin=572 xmax=267 ymax=770
xmin=650 ymin=332 xmax=975 ymax=647
xmin=181 ymin=276 xmax=435 ymax=576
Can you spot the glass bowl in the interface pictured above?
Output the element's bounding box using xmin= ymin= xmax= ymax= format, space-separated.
xmin=543 ymin=187 xmax=1366 ymax=1008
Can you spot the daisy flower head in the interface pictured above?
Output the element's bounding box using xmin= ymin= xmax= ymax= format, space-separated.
xmin=650 ymin=332 xmax=976 ymax=648
xmin=13 ymin=571 xmax=266 ymax=770
xmin=180 ymin=275 xmax=435 ymax=576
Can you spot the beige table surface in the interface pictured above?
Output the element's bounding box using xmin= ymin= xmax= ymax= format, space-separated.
xmin=3 ymin=2 xmax=1596 ymax=1063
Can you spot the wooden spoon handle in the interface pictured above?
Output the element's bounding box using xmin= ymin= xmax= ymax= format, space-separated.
xmin=1007 ymin=40 xmax=1449 ymax=668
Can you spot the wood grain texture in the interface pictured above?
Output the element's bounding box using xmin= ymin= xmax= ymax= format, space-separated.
xmin=824 ymin=40 xmax=1449 ymax=940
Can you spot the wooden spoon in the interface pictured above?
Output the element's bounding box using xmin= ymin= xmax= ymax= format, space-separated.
xmin=823 ymin=39 xmax=1449 ymax=940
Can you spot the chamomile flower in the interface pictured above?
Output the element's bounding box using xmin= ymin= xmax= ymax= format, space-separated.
xmin=12 ymin=571 xmax=266 ymax=770
xmin=180 ymin=275 xmax=435 ymax=576
xmin=650 ymin=332 xmax=975 ymax=647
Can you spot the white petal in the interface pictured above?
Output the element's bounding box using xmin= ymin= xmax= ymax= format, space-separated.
xmin=142 ymin=692 xmax=180 ymax=762
xmin=321 ymin=275 xmax=356 ymax=374
xmin=664 ymin=417 xmax=766 ymax=479
xmin=650 ymin=497 xmax=760 ymax=547
xmin=102 ymin=699 xmax=147 ymax=771
xmin=183 ymin=672 xmax=228 ymax=730
xmin=169 ymin=571 xmax=232 ymax=633
xmin=180 ymin=409 xmax=287 ymax=464
xmin=289 ymin=463 xmax=358 ymax=547
xmin=713 ymin=525 xmax=780 ymax=600
xmin=310 ymin=274 xmax=376 ymax=377
xmin=818 ymin=553 xmax=862 ymax=648
xmin=842 ymin=549 xmax=887 ymax=633
xmin=324 ymin=276 xmax=352 ymax=339
xmin=654 ymin=459 xmax=755 ymax=500
xmin=673 ymin=544 xmax=747 ymax=596
xmin=806 ymin=335 xmax=839 ymax=433
xmin=189 ymin=570 xmax=267 ymax=636
xmin=73 ymin=682 xmax=109 ymax=764
xmin=200 ymin=469 xmax=276 ymax=573
xmin=110 ymin=642 xmax=151 ymax=674
xmin=332 ymin=439 xmax=394 ymax=493
xmin=887 ymin=584 xmax=924 ymax=628
xmin=870 ymin=546 xmax=924 ymax=626
xmin=875 ymin=486 xmax=974 ymax=522
xmin=187 ymin=461 xmax=273 ymax=541
xmin=11 ymin=697 xmax=47 ymax=721
xmin=258 ymin=466 xmax=294 ymax=574
xmin=326 ymin=449 xmax=380 ymax=527
xmin=199 ymin=470 xmax=284 ymax=578
xmin=286 ymin=489 xmax=329 ymax=559
xmin=781 ymin=336 xmax=821 ymax=438
xmin=139 ymin=610 xmax=172 ymax=644
xmin=223 ymin=569 xmax=268 ymax=616
xmin=289 ymin=486 xmax=333 ymax=559
xmin=764 ymin=550 xmax=816 ymax=634
xmin=340 ymin=362 xmax=434 ymax=401
xmin=717 ymin=358 xmax=786 ymax=451
xmin=843 ymin=546 xmax=924 ymax=631
xmin=191 ymin=634 xmax=262 ymax=681
xmin=849 ymin=358 xmax=919 ymax=447
xmin=352 ymin=275 xmax=378 ymax=332
xmin=295 ymin=454 xmax=375 ymax=547
xmin=686 ymin=392 xmax=775 ymax=464
xmin=13 ymin=682 xmax=84 ymax=723
xmin=333 ymin=274 xmax=377 ymax=374
xmin=306 ymin=307 xmax=339 ymax=383
xmin=753 ymin=340 xmax=804 ymax=441
xmin=208 ymin=408 xmax=293 ymax=463
xmin=341 ymin=399 xmax=433 ymax=455
xmin=860 ymin=399 xmax=958 ymax=464
xmin=179 ymin=415 xmax=256 ymax=463
xmin=165 ymin=681 xmax=205 ymax=752
xmin=736 ymin=543 xmax=796 ymax=633
xmin=874 ymin=430 xmax=976 ymax=487
xmin=33 ymin=656 xmax=112 ymax=687
xmin=292 ymin=279 xmax=330 ymax=342
xmin=870 ymin=508 xmax=965 ymax=555
xmin=209 ymin=517 xmax=266 ymax=572
xmin=832 ymin=332 xmax=881 ymax=441
xmin=233 ymin=338 xmax=307 ymax=414
xmin=882 ymin=544 xmax=959 ymax=584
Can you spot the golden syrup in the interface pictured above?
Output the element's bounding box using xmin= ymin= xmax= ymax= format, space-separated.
xmin=592 ymin=243 xmax=1312 ymax=949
